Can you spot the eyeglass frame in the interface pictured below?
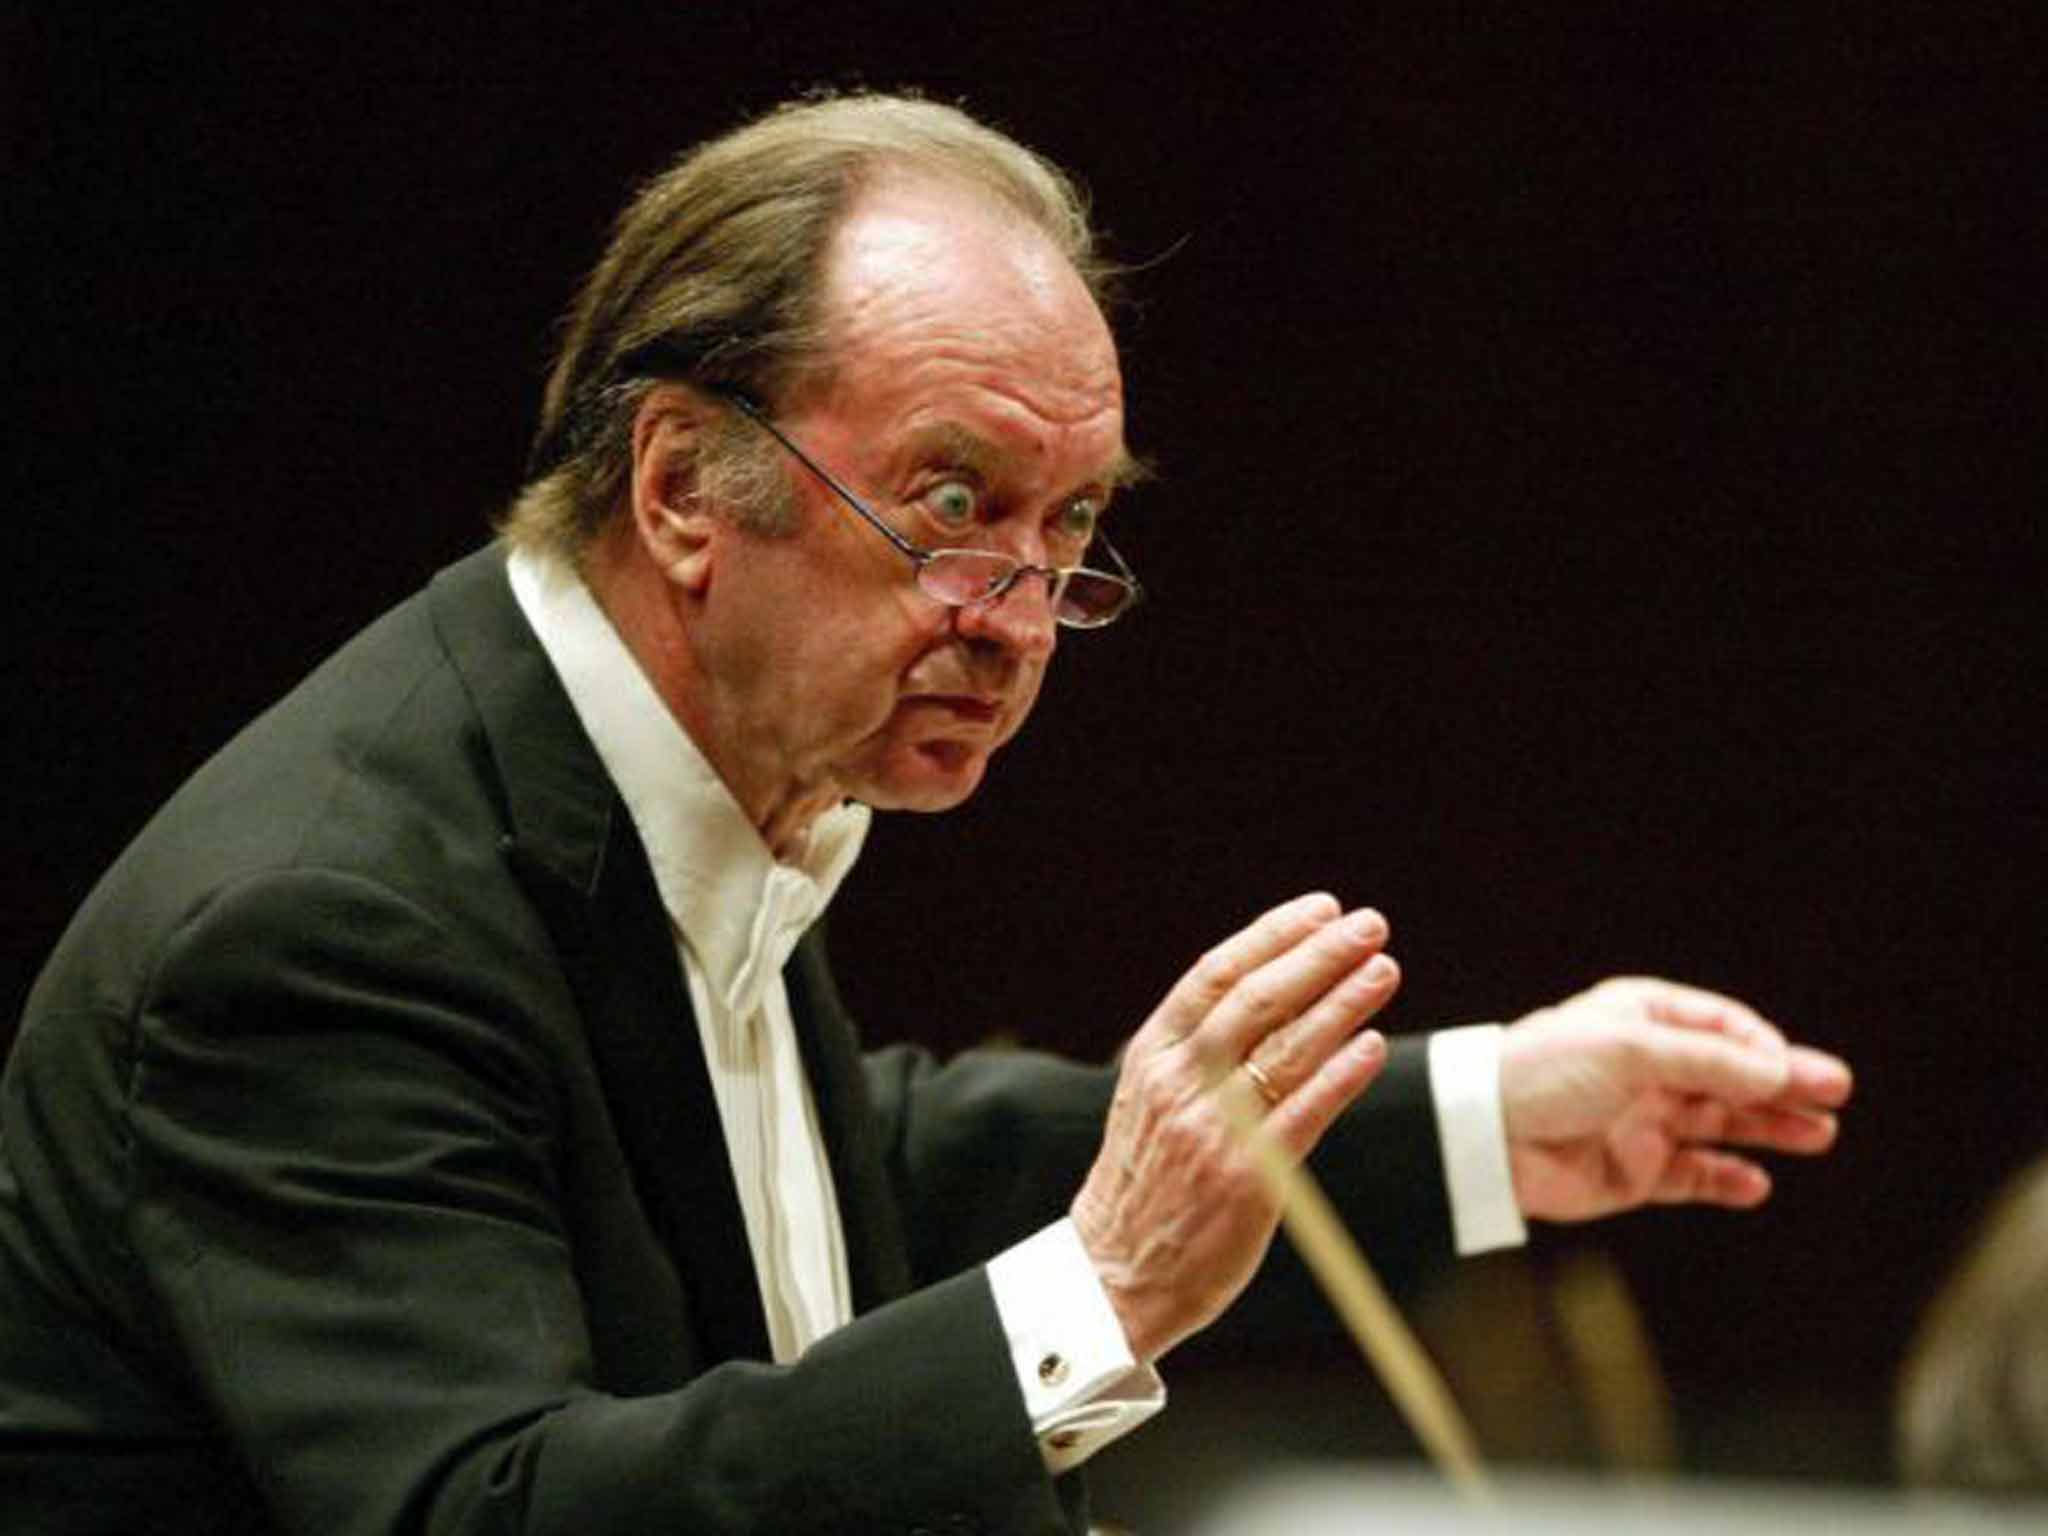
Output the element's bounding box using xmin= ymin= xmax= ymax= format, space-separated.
xmin=719 ymin=391 xmax=1145 ymax=631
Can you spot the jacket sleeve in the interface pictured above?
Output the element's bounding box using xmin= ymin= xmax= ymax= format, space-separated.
xmin=105 ymin=867 xmax=1078 ymax=1536
xmin=861 ymin=1042 xmax=1113 ymax=1286
xmin=860 ymin=1029 xmax=1456 ymax=1311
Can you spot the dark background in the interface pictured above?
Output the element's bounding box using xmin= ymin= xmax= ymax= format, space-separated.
xmin=8 ymin=1 xmax=2041 ymax=1518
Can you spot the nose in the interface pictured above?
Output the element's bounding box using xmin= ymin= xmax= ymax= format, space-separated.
xmin=953 ymin=567 xmax=1059 ymax=659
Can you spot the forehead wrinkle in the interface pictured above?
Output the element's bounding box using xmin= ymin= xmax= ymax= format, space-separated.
xmin=903 ymin=421 xmax=1002 ymax=479
xmin=838 ymin=319 xmax=1121 ymax=421
xmin=899 ymin=418 xmax=1142 ymax=503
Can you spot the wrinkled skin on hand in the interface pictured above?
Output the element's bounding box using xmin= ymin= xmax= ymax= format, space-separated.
xmin=1069 ymin=894 xmax=1400 ymax=1363
xmin=1499 ymin=977 xmax=1853 ymax=1222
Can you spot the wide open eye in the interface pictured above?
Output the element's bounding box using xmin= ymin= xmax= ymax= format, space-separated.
xmin=1056 ymin=499 xmax=1105 ymax=561
xmin=921 ymin=480 xmax=979 ymax=534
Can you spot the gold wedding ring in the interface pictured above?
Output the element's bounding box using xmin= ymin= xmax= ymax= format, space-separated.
xmin=1241 ymin=1057 xmax=1282 ymax=1107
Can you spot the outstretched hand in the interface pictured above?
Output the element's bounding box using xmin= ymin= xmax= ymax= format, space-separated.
xmin=1498 ymin=977 xmax=1853 ymax=1222
xmin=1070 ymin=893 xmax=1400 ymax=1363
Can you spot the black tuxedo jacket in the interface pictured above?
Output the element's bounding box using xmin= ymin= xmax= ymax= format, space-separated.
xmin=0 ymin=546 xmax=1452 ymax=1534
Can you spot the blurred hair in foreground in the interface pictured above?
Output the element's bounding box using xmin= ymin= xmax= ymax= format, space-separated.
xmin=1898 ymin=1152 xmax=2048 ymax=1497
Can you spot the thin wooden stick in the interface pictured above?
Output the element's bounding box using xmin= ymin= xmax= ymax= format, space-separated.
xmin=1211 ymin=1066 xmax=1496 ymax=1502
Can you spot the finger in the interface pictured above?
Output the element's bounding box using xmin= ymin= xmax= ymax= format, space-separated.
xmin=1649 ymin=1147 xmax=1772 ymax=1208
xmin=1780 ymin=1044 xmax=1854 ymax=1110
xmin=1195 ymin=906 xmax=1390 ymax=1066
xmin=1667 ymin=1096 xmax=1839 ymax=1155
xmin=1637 ymin=980 xmax=1787 ymax=1052
xmin=1638 ymin=991 xmax=1852 ymax=1111
xmin=1722 ymin=1106 xmax=1839 ymax=1155
xmin=1246 ymin=953 xmax=1401 ymax=1100
xmin=1145 ymin=892 xmax=1341 ymax=1047
xmin=1263 ymin=1027 xmax=1390 ymax=1161
xmin=1634 ymin=1022 xmax=1792 ymax=1106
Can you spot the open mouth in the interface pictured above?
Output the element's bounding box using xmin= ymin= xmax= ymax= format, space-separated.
xmin=918 ymin=695 xmax=1000 ymax=725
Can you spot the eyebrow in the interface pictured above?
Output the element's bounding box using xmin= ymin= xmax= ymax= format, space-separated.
xmin=902 ymin=422 xmax=1152 ymax=498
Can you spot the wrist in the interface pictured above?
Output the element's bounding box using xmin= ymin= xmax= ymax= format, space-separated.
xmin=1069 ymin=1198 xmax=1168 ymax=1363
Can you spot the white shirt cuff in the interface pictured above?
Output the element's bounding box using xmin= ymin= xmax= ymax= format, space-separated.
xmin=985 ymin=1218 xmax=1167 ymax=1474
xmin=1428 ymin=1024 xmax=1529 ymax=1255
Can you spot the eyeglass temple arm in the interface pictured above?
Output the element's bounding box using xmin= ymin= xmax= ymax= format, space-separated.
xmin=721 ymin=392 xmax=931 ymax=566
xmin=1092 ymin=530 xmax=1144 ymax=605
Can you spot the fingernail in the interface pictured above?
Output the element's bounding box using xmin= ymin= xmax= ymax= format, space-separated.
xmin=1344 ymin=908 xmax=1387 ymax=941
xmin=1363 ymin=954 xmax=1396 ymax=983
xmin=1357 ymin=1029 xmax=1386 ymax=1059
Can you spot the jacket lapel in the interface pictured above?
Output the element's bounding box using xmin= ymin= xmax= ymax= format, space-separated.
xmin=428 ymin=545 xmax=772 ymax=1368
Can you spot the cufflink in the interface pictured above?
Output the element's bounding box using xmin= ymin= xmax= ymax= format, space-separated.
xmin=1037 ymin=1352 xmax=1070 ymax=1387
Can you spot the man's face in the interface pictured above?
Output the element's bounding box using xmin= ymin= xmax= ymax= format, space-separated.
xmin=699 ymin=177 xmax=1131 ymax=818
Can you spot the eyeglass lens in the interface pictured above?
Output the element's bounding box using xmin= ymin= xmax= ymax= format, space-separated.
xmin=918 ymin=551 xmax=1133 ymax=628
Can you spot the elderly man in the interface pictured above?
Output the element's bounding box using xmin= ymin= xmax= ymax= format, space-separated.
xmin=0 ymin=94 xmax=1850 ymax=1534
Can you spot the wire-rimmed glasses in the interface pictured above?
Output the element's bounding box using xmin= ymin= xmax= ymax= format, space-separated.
xmin=724 ymin=394 xmax=1144 ymax=630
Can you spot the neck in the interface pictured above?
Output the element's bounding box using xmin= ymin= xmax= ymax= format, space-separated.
xmin=578 ymin=523 xmax=842 ymax=862
xmin=754 ymin=783 xmax=850 ymax=863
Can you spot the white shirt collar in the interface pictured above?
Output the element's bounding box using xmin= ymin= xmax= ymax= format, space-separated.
xmin=504 ymin=543 xmax=870 ymax=1019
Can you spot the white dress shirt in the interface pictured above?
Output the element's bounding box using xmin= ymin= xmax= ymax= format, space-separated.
xmin=509 ymin=543 xmax=864 ymax=1361
xmin=504 ymin=542 xmax=1522 ymax=1474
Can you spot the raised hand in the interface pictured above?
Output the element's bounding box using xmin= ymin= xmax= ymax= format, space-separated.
xmin=1070 ymin=893 xmax=1400 ymax=1363
xmin=1498 ymin=977 xmax=1853 ymax=1222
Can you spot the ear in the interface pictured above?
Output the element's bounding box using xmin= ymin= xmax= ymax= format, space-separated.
xmin=627 ymin=384 xmax=719 ymax=594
